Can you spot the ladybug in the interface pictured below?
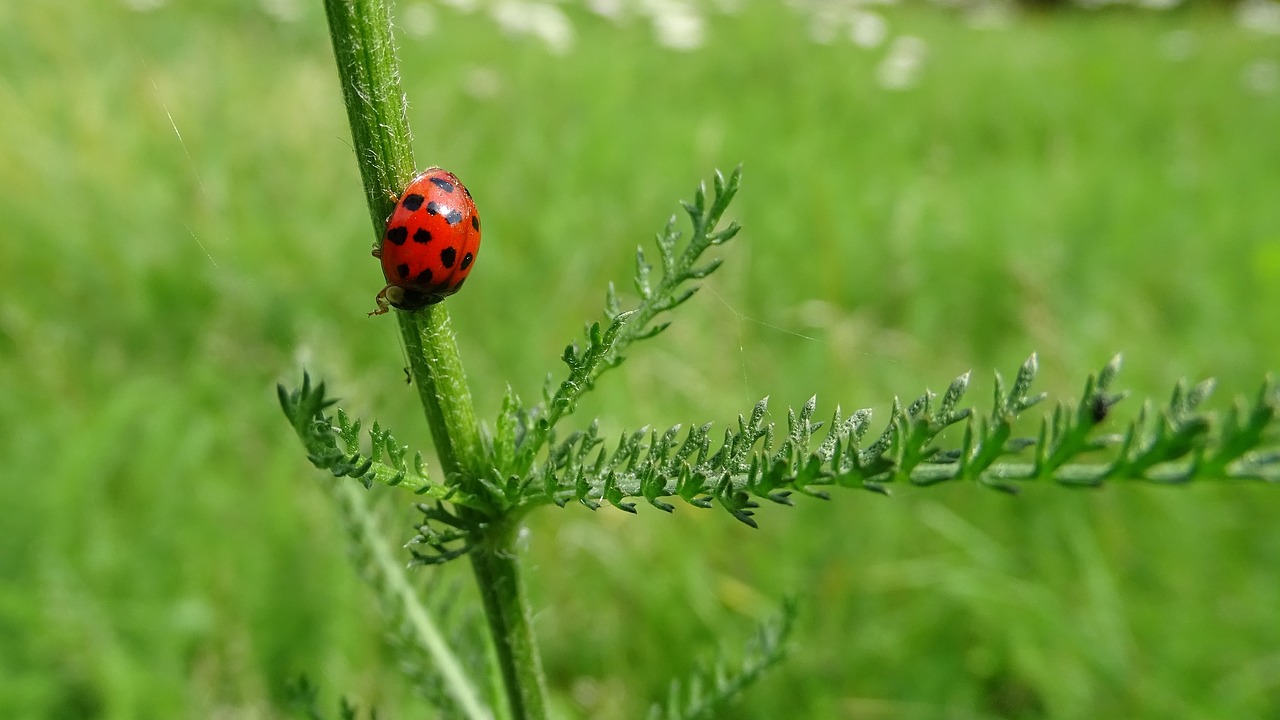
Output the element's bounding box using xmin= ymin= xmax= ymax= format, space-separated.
xmin=370 ymin=167 xmax=481 ymax=315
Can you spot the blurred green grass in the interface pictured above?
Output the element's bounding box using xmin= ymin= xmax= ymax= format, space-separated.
xmin=2 ymin=0 xmax=1279 ymax=718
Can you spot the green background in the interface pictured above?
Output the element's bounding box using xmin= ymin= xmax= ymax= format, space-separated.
xmin=2 ymin=1 xmax=1279 ymax=717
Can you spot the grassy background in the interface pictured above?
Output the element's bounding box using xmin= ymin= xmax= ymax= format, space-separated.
xmin=2 ymin=0 xmax=1279 ymax=717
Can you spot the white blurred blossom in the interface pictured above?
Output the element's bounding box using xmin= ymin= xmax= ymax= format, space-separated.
xmin=849 ymin=10 xmax=887 ymax=48
xmin=964 ymin=2 xmax=1013 ymax=29
xmin=876 ymin=35 xmax=927 ymax=91
xmin=803 ymin=1 xmax=891 ymax=47
xmin=400 ymin=3 xmax=437 ymax=39
xmin=1160 ymin=29 xmax=1196 ymax=62
xmin=1237 ymin=0 xmax=1280 ymax=35
xmin=491 ymin=1 xmax=576 ymax=54
xmin=808 ymin=5 xmax=844 ymax=44
xmin=464 ymin=66 xmax=503 ymax=100
xmin=122 ymin=0 xmax=166 ymax=12
xmin=439 ymin=0 xmax=481 ymax=15
xmin=261 ymin=0 xmax=302 ymax=23
xmin=589 ymin=0 xmax=626 ymax=20
xmin=1243 ymin=59 xmax=1279 ymax=95
xmin=645 ymin=0 xmax=706 ymax=50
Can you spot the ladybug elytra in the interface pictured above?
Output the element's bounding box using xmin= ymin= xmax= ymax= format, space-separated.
xmin=370 ymin=167 xmax=481 ymax=315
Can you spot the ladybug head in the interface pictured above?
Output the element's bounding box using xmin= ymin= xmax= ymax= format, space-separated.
xmin=370 ymin=284 xmax=442 ymax=316
xmin=393 ymin=286 xmax=442 ymax=311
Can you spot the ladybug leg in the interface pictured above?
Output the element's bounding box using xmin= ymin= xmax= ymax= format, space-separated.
xmin=371 ymin=244 xmax=382 ymax=259
xmin=369 ymin=285 xmax=392 ymax=316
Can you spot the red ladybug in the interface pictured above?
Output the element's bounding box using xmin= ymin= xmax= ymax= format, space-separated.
xmin=370 ymin=168 xmax=481 ymax=315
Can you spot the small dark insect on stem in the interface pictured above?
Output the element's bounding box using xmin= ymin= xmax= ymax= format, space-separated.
xmin=1090 ymin=393 xmax=1109 ymax=423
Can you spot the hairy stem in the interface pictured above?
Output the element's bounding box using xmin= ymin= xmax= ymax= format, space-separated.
xmin=323 ymin=0 xmax=547 ymax=717
xmin=322 ymin=0 xmax=414 ymax=227
xmin=323 ymin=0 xmax=486 ymax=481
xmin=469 ymin=519 xmax=550 ymax=720
xmin=399 ymin=310 xmax=486 ymax=481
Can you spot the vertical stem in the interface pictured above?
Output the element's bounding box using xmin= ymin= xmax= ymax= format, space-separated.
xmin=469 ymin=521 xmax=551 ymax=720
xmin=322 ymin=0 xmax=414 ymax=229
xmin=323 ymin=0 xmax=485 ymax=482
xmin=322 ymin=0 xmax=549 ymax=717
xmin=399 ymin=307 xmax=486 ymax=481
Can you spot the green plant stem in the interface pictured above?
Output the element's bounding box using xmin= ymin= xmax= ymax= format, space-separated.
xmin=323 ymin=0 xmax=486 ymax=481
xmin=469 ymin=519 xmax=550 ymax=720
xmin=322 ymin=0 xmax=414 ymax=229
xmin=322 ymin=0 xmax=549 ymax=717
xmin=399 ymin=309 xmax=486 ymax=481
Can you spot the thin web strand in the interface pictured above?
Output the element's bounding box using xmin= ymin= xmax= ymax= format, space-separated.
xmin=137 ymin=52 xmax=219 ymax=267
xmin=705 ymin=284 xmax=829 ymax=404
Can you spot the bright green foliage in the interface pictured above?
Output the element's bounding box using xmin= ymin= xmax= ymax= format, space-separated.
xmin=516 ymin=351 xmax=1280 ymax=527
xmin=279 ymin=169 xmax=1280 ymax=717
xmin=279 ymin=382 xmax=494 ymax=716
xmin=283 ymin=174 xmax=1280 ymax=536
xmin=500 ymin=167 xmax=744 ymax=478
xmin=268 ymin=0 xmax=1280 ymax=716
xmin=902 ymin=356 xmax=1279 ymax=487
xmin=278 ymin=373 xmax=469 ymax=505
xmin=8 ymin=0 xmax=1280 ymax=717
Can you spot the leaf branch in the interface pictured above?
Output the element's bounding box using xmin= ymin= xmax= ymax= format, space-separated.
xmin=649 ymin=600 xmax=797 ymax=720
xmin=327 ymin=481 xmax=492 ymax=720
xmin=524 ymin=355 xmax=1280 ymax=526
xmin=278 ymin=373 xmax=491 ymax=509
xmin=505 ymin=168 xmax=744 ymax=473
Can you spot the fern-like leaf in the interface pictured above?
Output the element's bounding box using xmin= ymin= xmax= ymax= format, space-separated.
xmin=406 ymin=501 xmax=478 ymax=566
xmin=526 ymin=356 xmax=1280 ymax=525
xmin=284 ymin=675 xmax=327 ymax=720
xmin=648 ymin=600 xmax=797 ymax=720
xmin=505 ymin=168 xmax=744 ymax=473
xmin=325 ymin=481 xmax=493 ymax=720
xmin=283 ymin=676 xmax=374 ymax=720
xmin=278 ymin=373 xmax=491 ymax=510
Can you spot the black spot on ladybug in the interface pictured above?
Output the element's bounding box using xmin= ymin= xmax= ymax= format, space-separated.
xmin=386 ymin=226 xmax=408 ymax=245
xmin=429 ymin=177 xmax=455 ymax=193
xmin=402 ymin=194 xmax=425 ymax=211
xmin=415 ymin=268 xmax=433 ymax=284
xmin=413 ymin=228 xmax=432 ymax=244
xmin=396 ymin=263 xmax=410 ymax=279
xmin=460 ymin=252 xmax=473 ymax=270
xmin=471 ymin=215 xmax=480 ymax=231
xmin=445 ymin=209 xmax=463 ymax=225
xmin=426 ymin=201 xmax=441 ymax=215
xmin=440 ymin=247 xmax=457 ymax=268
xmin=452 ymin=278 xmax=466 ymax=292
